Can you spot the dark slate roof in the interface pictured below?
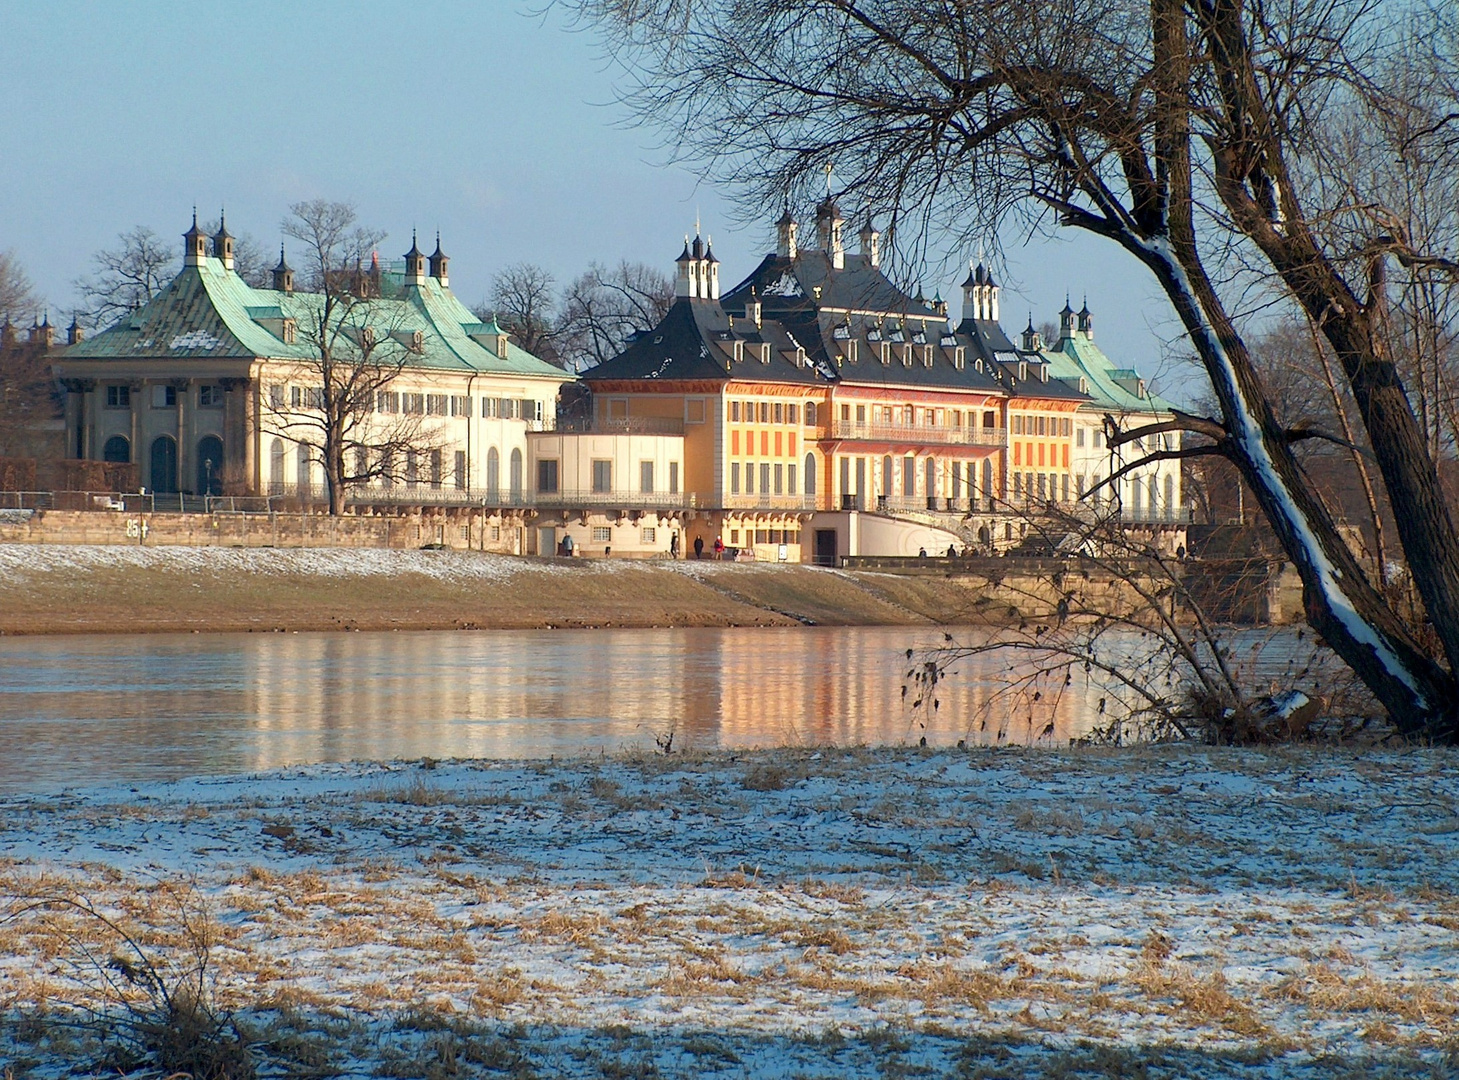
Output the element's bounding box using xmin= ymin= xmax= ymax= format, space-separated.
xmin=722 ymin=252 xmax=940 ymax=322
xmin=583 ymin=298 xmax=830 ymax=386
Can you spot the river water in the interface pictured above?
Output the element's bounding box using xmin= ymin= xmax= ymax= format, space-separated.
xmin=0 ymin=626 xmax=1129 ymax=795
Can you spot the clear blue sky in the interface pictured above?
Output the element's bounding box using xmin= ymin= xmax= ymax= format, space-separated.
xmin=0 ymin=1 xmax=1192 ymax=398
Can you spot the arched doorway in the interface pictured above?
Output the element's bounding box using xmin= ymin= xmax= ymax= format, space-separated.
xmin=149 ymin=436 xmax=178 ymax=494
xmin=102 ymin=435 xmax=130 ymax=463
xmin=509 ymin=448 xmax=523 ymax=502
xmin=269 ymin=439 xmax=286 ymax=494
xmin=196 ymin=436 xmax=224 ymax=496
xmin=486 ymin=447 xmax=500 ymax=502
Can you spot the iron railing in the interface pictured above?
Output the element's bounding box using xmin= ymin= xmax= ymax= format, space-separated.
xmin=830 ymin=419 xmax=1006 ymax=447
xmin=551 ymin=416 xmax=686 ymax=436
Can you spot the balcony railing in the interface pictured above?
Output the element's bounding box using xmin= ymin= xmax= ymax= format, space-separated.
xmin=719 ymin=494 xmax=819 ymax=512
xmin=830 ymin=420 xmax=1006 ymax=447
xmin=553 ymin=416 xmax=686 ymax=436
xmin=341 ymin=483 xmax=694 ymax=511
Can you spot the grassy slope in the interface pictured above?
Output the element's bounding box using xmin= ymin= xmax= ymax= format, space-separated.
xmin=0 ymin=552 xmax=992 ymax=634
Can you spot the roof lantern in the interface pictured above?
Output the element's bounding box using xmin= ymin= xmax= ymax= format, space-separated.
xmin=429 ymin=231 xmax=449 ymax=286
xmin=1022 ymin=314 xmax=1041 ymax=352
xmin=815 ymin=196 xmax=845 ymax=268
xmin=776 ymin=207 xmax=798 ymax=259
xmin=213 ymin=210 xmax=235 ymax=270
xmin=404 ymin=230 xmax=426 ymax=285
xmin=858 ymin=219 xmax=881 ymax=268
xmin=183 ymin=208 xmax=208 ymax=266
xmin=1077 ymin=296 xmax=1093 ymax=338
xmin=67 ymin=314 xmax=83 ymax=345
xmin=1059 ymin=295 xmax=1076 ymax=340
xmin=272 ymin=245 xmax=294 ymax=294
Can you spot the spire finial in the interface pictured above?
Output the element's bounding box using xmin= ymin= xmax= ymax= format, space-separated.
xmin=824 ymin=160 xmax=833 ymax=196
xmin=694 ymin=207 xmax=700 ymax=237
xmin=192 ymin=206 xmax=198 ymax=227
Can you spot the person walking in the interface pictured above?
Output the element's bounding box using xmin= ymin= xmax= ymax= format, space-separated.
xmin=693 ymin=535 xmax=704 ymax=560
xmin=669 ymin=532 xmax=679 ymax=559
xmin=714 ymin=537 xmax=725 ymax=559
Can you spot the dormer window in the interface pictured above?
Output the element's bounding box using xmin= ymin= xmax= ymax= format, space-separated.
xmin=843 ymin=339 xmax=858 ymax=364
xmin=922 ymin=345 xmax=933 ymax=368
xmin=975 ymin=358 xmax=983 ymax=372
xmin=282 ymin=318 xmax=296 ymax=345
xmin=733 ymin=340 xmax=745 ymax=363
xmin=795 ymin=346 xmax=807 ymax=367
xmin=412 ymin=330 xmax=424 ymax=353
xmin=954 ymin=346 xmax=965 ymax=370
xmin=759 ymin=343 xmax=771 ymax=364
xmin=1018 ymin=361 xmax=1028 ymax=381
xmin=880 ymin=342 xmax=891 ymax=364
xmin=901 ymin=344 xmax=913 ymax=366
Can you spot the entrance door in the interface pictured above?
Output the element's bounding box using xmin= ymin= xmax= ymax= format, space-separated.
xmin=537 ymin=526 xmax=557 ymax=556
xmin=149 ymin=435 xmax=178 ymax=494
xmin=196 ymin=435 xmax=224 ymax=496
xmin=813 ymin=529 xmax=838 ymax=567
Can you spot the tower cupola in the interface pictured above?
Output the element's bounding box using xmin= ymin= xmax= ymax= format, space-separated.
xmin=674 ymin=237 xmax=694 ymax=298
xmin=815 ymin=197 xmax=845 ymax=269
xmin=1022 ymin=314 xmax=1041 ymax=352
xmin=404 ymin=231 xmax=426 ymax=286
xmin=859 ymin=219 xmax=881 ymax=268
xmin=1077 ymin=297 xmax=1093 ymax=338
xmin=776 ymin=208 xmax=798 ymax=259
xmin=1059 ymin=296 xmax=1075 ymax=340
xmin=704 ymin=236 xmax=720 ymax=301
xmin=961 ymin=262 xmax=979 ymax=323
xmin=272 ymin=246 xmax=294 ymax=293
xmin=213 ymin=210 xmax=235 ymax=270
xmin=67 ymin=314 xmax=83 ymax=345
xmin=183 ymin=208 xmax=208 ymax=266
xmin=428 ymin=232 xmax=449 ymax=286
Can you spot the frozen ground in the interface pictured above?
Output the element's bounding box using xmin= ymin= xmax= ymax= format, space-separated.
xmin=2 ymin=746 xmax=1457 ymax=1078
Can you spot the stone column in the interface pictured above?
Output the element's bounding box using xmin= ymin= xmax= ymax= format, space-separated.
xmin=221 ymin=377 xmax=252 ymax=493
xmin=172 ymin=378 xmax=191 ymax=492
xmin=60 ymin=379 xmax=84 ymax=459
xmin=76 ymin=379 xmax=97 ymax=459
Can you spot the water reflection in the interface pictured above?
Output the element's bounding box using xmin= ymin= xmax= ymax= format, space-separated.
xmin=1 ymin=627 xmax=1131 ymax=795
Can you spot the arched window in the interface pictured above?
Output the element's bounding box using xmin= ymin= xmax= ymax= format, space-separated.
xmin=149 ymin=435 xmax=178 ymax=494
xmin=297 ymin=444 xmax=312 ymax=499
xmin=486 ymin=447 xmax=500 ymax=502
xmin=102 ymin=435 xmax=130 ymax=463
xmin=803 ymin=453 xmax=816 ymax=496
xmin=925 ymin=457 xmax=937 ymax=506
xmin=982 ymin=458 xmax=993 ymax=503
xmin=805 ymin=401 xmax=818 ymax=426
xmin=509 ymin=448 xmax=523 ymax=502
xmin=1149 ymin=475 xmax=1160 ymax=518
xmin=270 ymin=439 xmax=286 ymax=494
xmin=1164 ymin=474 xmax=1175 ymax=520
xmin=881 ymin=455 xmax=892 ymax=497
xmin=902 ymin=455 xmax=916 ymax=496
xmin=196 ymin=435 xmax=224 ymax=496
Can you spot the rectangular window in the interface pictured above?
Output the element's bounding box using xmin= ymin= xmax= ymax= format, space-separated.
xmin=592 ymin=526 xmax=612 ymax=543
xmin=730 ymin=401 xmax=741 ymax=422
xmin=669 ymin=462 xmax=679 ymax=494
xmin=640 ymin=460 xmax=655 ymax=493
xmin=1094 ymin=430 xmax=1104 ymax=448
xmin=1063 ymin=418 xmax=1072 ymax=437
xmin=788 ymin=404 xmax=798 ymax=424
xmin=760 ymin=463 xmax=771 ymax=494
xmin=730 ymin=529 xmax=740 ymax=545
xmin=787 ymin=464 xmax=797 ymax=494
xmin=856 ymin=404 xmax=866 ymax=423
xmin=481 ymin=397 xmax=496 ymax=418
xmin=426 ymin=394 xmax=447 ymax=416
xmin=774 ymin=463 xmax=783 ymax=494
xmin=404 ymin=393 xmax=425 ymax=415
xmin=198 ymin=385 xmax=224 ymax=408
xmin=105 ymin=385 xmax=131 ymax=409
xmin=152 ymin=384 xmax=177 ymax=408
xmin=731 ymin=462 xmax=741 ymax=494
xmin=377 ymin=391 xmax=399 ymax=414
xmin=429 ymin=449 xmax=443 ymax=488
xmin=841 ymin=404 xmax=851 ymax=422
xmin=759 ymin=402 xmax=770 ymax=423
xmin=1012 ymin=415 xmax=1023 ymax=435
xmin=270 ymin=384 xmax=286 ymax=408
xmin=1076 ymin=427 xmax=1086 ymax=447
xmin=1013 ymin=473 xmax=1023 ymax=498
xmin=307 ymin=387 xmax=325 ymax=410
xmin=592 ymin=459 xmax=612 ymax=493
xmin=451 ymin=395 xmax=470 ymax=417
xmin=290 ymin=385 xmax=303 ymax=408
xmin=745 ymin=462 xmax=754 ymax=494
xmin=454 ymin=450 xmax=467 ymax=490
xmin=756 ymin=529 xmax=769 ymax=544
xmin=537 ymin=459 xmax=559 ymax=494
xmin=1061 ymin=473 xmax=1070 ymax=501
xmin=774 ymin=402 xmax=784 ymax=424
xmin=406 ymin=450 xmax=419 ymax=485
xmin=640 ymin=526 xmax=656 ymax=544
xmin=491 ymin=526 xmax=501 ymax=541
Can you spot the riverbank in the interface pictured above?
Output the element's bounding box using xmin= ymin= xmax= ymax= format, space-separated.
xmin=0 ymin=544 xmax=1016 ymax=634
xmin=2 ymin=746 xmax=1455 ymax=1078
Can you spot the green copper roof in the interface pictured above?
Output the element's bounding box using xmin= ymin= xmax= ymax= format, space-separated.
xmin=64 ymin=257 xmax=567 ymax=382
xmin=1039 ymin=332 xmax=1176 ymax=415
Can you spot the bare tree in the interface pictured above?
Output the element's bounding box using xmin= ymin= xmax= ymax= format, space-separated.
xmin=75 ymin=227 xmax=175 ymax=329
xmin=269 ymin=200 xmax=435 ymax=515
xmin=481 ymin=262 xmax=560 ymax=365
xmin=0 ymin=251 xmax=42 ymax=323
xmin=572 ymin=0 xmax=1459 ymax=736
xmin=558 ymin=260 xmax=674 ymax=372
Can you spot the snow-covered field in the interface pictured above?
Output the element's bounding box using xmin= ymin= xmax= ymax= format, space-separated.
xmin=3 ymin=746 xmax=1457 ymax=1078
